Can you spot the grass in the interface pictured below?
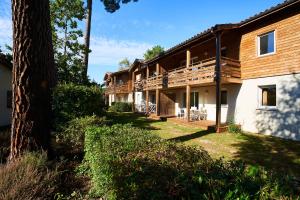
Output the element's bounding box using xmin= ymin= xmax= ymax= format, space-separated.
xmin=107 ymin=112 xmax=300 ymax=177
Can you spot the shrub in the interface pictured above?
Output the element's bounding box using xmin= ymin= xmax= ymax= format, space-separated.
xmin=0 ymin=152 xmax=59 ymax=200
xmin=52 ymin=83 xmax=105 ymax=129
xmin=83 ymin=124 xmax=297 ymax=199
xmin=0 ymin=128 xmax=10 ymax=163
xmin=56 ymin=115 xmax=111 ymax=151
xmin=108 ymin=102 xmax=132 ymax=112
xmin=228 ymin=119 xmax=242 ymax=134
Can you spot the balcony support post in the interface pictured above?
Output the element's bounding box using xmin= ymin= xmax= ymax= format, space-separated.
xmin=132 ymin=71 xmax=135 ymax=112
xmin=156 ymin=89 xmax=160 ymax=116
xmin=146 ymin=90 xmax=149 ymax=113
xmin=186 ymin=85 xmax=191 ymax=122
xmin=215 ymin=30 xmax=222 ymax=132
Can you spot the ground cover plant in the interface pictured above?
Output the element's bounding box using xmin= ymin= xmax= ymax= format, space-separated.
xmin=84 ymin=123 xmax=298 ymax=199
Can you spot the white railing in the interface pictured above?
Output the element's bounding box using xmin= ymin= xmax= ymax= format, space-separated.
xmin=135 ymin=101 xmax=156 ymax=114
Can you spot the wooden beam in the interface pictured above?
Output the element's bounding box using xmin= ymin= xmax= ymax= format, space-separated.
xmin=146 ymin=66 xmax=149 ymax=79
xmin=146 ymin=90 xmax=149 ymax=113
xmin=186 ymin=49 xmax=191 ymax=67
xmin=215 ymin=31 xmax=222 ymax=132
xmin=186 ymin=85 xmax=191 ymax=122
xmin=156 ymin=63 xmax=159 ymax=75
xmin=156 ymin=89 xmax=159 ymax=116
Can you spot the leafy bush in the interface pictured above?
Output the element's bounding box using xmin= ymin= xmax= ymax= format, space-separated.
xmin=56 ymin=115 xmax=111 ymax=151
xmin=0 ymin=128 xmax=10 ymax=163
xmin=83 ymin=124 xmax=296 ymax=199
xmin=0 ymin=152 xmax=59 ymax=200
xmin=52 ymin=83 xmax=105 ymax=129
xmin=228 ymin=119 xmax=242 ymax=134
xmin=108 ymin=102 xmax=132 ymax=112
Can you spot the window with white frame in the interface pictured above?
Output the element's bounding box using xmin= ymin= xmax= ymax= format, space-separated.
xmin=257 ymin=31 xmax=275 ymax=56
xmin=259 ymin=85 xmax=276 ymax=107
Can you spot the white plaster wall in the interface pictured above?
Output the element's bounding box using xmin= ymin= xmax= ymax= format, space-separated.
xmin=0 ymin=64 xmax=12 ymax=126
xmin=235 ymin=73 xmax=300 ymax=140
xmin=173 ymin=85 xmax=240 ymax=123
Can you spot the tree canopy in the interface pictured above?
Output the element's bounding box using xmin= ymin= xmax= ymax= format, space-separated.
xmin=101 ymin=0 xmax=138 ymax=13
xmin=50 ymin=0 xmax=87 ymax=84
xmin=143 ymin=45 xmax=165 ymax=61
xmin=118 ymin=58 xmax=131 ymax=70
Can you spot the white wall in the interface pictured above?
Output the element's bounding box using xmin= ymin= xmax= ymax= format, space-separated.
xmin=235 ymin=73 xmax=300 ymax=140
xmin=174 ymin=85 xmax=240 ymax=123
xmin=0 ymin=64 xmax=12 ymax=127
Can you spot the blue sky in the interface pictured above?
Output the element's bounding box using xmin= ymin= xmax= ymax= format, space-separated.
xmin=0 ymin=0 xmax=283 ymax=83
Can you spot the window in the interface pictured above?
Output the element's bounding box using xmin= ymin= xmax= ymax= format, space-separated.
xmin=258 ymin=31 xmax=275 ymax=56
xmin=182 ymin=93 xmax=186 ymax=108
xmin=183 ymin=92 xmax=199 ymax=108
xmin=259 ymin=85 xmax=276 ymax=107
xmin=221 ymin=90 xmax=227 ymax=105
xmin=221 ymin=47 xmax=227 ymax=57
xmin=7 ymin=90 xmax=12 ymax=108
xmin=190 ymin=92 xmax=199 ymax=109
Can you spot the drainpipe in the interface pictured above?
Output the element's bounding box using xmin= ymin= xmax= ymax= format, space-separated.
xmin=215 ymin=30 xmax=222 ymax=133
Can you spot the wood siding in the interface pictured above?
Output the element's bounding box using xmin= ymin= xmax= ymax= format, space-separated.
xmin=240 ymin=11 xmax=300 ymax=79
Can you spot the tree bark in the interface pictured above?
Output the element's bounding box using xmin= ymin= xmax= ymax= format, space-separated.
xmin=10 ymin=0 xmax=56 ymax=160
xmin=83 ymin=0 xmax=92 ymax=79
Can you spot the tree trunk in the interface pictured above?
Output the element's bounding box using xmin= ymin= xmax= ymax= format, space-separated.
xmin=83 ymin=0 xmax=92 ymax=79
xmin=10 ymin=0 xmax=56 ymax=160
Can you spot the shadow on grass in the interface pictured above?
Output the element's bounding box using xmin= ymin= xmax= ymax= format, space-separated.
xmin=232 ymin=133 xmax=300 ymax=177
xmin=106 ymin=112 xmax=161 ymax=130
xmin=168 ymin=129 xmax=214 ymax=143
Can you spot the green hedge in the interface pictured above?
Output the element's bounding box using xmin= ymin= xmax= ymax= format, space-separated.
xmin=52 ymin=84 xmax=105 ymax=128
xmin=108 ymin=102 xmax=132 ymax=112
xmin=84 ymin=124 xmax=296 ymax=199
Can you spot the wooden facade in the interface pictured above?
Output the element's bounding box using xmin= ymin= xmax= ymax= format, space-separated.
xmin=240 ymin=6 xmax=300 ymax=79
xmin=104 ymin=0 xmax=300 ymax=131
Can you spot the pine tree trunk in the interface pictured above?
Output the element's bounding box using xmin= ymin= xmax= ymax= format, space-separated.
xmin=83 ymin=0 xmax=92 ymax=79
xmin=10 ymin=0 xmax=56 ymax=160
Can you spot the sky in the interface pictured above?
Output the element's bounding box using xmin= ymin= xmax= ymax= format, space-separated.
xmin=0 ymin=0 xmax=284 ymax=83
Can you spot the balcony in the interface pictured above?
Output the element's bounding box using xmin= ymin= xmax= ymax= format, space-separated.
xmin=164 ymin=57 xmax=241 ymax=88
xmin=144 ymin=74 xmax=163 ymax=90
xmin=105 ymin=83 xmax=130 ymax=94
xmin=134 ymin=79 xmax=145 ymax=91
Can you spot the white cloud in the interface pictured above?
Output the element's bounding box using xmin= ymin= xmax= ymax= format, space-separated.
xmin=89 ymin=36 xmax=152 ymax=66
xmin=0 ymin=18 xmax=13 ymax=47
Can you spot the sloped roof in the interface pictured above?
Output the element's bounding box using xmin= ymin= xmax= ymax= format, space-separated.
xmin=144 ymin=0 xmax=300 ymax=64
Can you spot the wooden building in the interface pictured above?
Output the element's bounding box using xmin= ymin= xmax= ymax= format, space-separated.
xmin=104 ymin=0 xmax=300 ymax=140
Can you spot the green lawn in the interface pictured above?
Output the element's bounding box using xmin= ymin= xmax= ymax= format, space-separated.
xmin=108 ymin=112 xmax=300 ymax=177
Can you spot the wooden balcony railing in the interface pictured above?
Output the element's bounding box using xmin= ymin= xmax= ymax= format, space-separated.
xmin=167 ymin=57 xmax=241 ymax=88
xmin=105 ymin=83 xmax=129 ymax=94
xmin=144 ymin=74 xmax=163 ymax=90
xmin=134 ymin=57 xmax=241 ymax=91
xmin=134 ymin=79 xmax=145 ymax=91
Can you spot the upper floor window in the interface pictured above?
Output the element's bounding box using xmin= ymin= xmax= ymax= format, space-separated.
xmin=258 ymin=31 xmax=275 ymax=56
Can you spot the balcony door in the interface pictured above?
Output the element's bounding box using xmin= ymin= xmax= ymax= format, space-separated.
xmin=160 ymin=91 xmax=176 ymax=117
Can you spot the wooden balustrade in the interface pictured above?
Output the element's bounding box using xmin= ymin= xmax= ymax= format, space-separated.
xmin=144 ymin=74 xmax=163 ymax=90
xmin=134 ymin=57 xmax=241 ymax=91
xmin=105 ymin=83 xmax=129 ymax=94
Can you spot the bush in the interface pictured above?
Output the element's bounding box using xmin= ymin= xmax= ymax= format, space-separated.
xmin=228 ymin=119 xmax=242 ymax=134
xmin=108 ymin=102 xmax=132 ymax=112
xmin=83 ymin=124 xmax=296 ymax=199
xmin=56 ymin=115 xmax=111 ymax=151
xmin=53 ymin=84 xmax=105 ymax=129
xmin=0 ymin=152 xmax=59 ymax=200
